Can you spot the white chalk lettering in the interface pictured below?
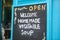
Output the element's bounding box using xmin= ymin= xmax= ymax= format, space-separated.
xmin=29 ymin=18 xmax=40 ymax=23
xmin=18 ymin=18 xmax=40 ymax=23
xmin=20 ymin=12 xmax=37 ymax=17
xmin=18 ymin=19 xmax=28 ymax=23
xmin=18 ymin=24 xmax=40 ymax=29
xmin=21 ymin=30 xmax=34 ymax=36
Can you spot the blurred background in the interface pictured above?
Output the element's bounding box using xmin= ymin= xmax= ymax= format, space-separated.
xmin=2 ymin=0 xmax=12 ymax=40
xmin=1 ymin=0 xmax=60 ymax=40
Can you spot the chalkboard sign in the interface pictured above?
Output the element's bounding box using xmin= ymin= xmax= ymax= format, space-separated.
xmin=13 ymin=3 xmax=47 ymax=40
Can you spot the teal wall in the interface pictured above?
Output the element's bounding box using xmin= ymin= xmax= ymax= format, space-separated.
xmin=52 ymin=0 xmax=60 ymax=40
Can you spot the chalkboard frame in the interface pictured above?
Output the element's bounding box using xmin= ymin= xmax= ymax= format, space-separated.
xmin=10 ymin=0 xmax=53 ymax=40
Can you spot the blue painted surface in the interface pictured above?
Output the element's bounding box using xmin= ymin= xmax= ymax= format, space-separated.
xmin=52 ymin=0 xmax=60 ymax=40
xmin=11 ymin=0 xmax=60 ymax=40
xmin=0 ymin=0 xmax=2 ymax=40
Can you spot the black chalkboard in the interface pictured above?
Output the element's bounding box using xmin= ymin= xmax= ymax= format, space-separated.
xmin=13 ymin=3 xmax=47 ymax=40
